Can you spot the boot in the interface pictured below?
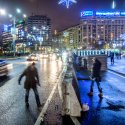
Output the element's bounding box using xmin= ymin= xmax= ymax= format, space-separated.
xmin=88 ymin=92 xmax=93 ymax=96
xmin=25 ymin=102 xmax=29 ymax=108
xmin=98 ymin=93 xmax=103 ymax=98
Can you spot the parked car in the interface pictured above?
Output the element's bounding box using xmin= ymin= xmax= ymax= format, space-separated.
xmin=27 ymin=54 xmax=39 ymax=61
xmin=0 ymin=60 xmax=13 ymax=77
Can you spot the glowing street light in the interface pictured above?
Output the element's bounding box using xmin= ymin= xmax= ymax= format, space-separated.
xmin=23 ymin=14 xmax=27 ymax=18
xmin=8 ymin=14 xmax=13 ymax=18
xmin=0 ymin=9 xmax=6 ymax=15
xmin=16 ymin=8 xmax=21 ymax=14
xmin=33 ymin=26 xmax=36 ymax=30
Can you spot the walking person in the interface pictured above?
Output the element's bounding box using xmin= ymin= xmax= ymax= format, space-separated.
xmin=88 ymin=58 xmax=103 ymax=98
xmin=110 ymin=52 xmax=114 ymax=65
xmin=18 ymin=62 xmax=42 ymax=109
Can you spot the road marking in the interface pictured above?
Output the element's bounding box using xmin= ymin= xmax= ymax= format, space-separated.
xmin=108 ymin=70 xmax=125 ymax=79
xmin=70 ymin=116 xmax=81 ymax=125
xmin=35 ymin=66 xmax=67 ymax=125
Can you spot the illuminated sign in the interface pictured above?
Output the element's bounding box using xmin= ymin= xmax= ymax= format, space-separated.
xmin=80 ymin=11 xmax=125 ymax=17
xmin=3 ymin=25 xmax=8 ymax=32
xmin=81 ymin=11 xmax=93 ymax=17
xmin=120 ymin=12 xmax=125 ymax=16
xmin=96 ymin=12 xmax=120 ymax=16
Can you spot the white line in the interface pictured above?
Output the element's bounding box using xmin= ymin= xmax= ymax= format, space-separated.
xmin=35 ymin=66 xmax=66 ymax=125
xmin=108 ymin=70 xmax=125 ymax=79
xmin=70 ymin=116 xmax=81 ymax=125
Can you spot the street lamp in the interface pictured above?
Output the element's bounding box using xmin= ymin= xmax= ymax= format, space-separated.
xmin=8 ymin=14 xmax=13 ymax=18
xmin=16 ymin=8 xmax=21 ymax=14
xmin=23 ymin=14 xmax=27 ymax=18
xmin=0 ymin=9 xmax=6 ymax=15
xmin=8 ymin=8 xmax=27 ymax=56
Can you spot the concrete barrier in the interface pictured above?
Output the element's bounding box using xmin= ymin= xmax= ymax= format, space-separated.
xmin=62 ymin=63 xmax=82 ymax=117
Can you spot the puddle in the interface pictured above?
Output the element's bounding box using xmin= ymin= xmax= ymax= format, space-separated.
xmin=102 ymin=99 xmax=125 ymax=111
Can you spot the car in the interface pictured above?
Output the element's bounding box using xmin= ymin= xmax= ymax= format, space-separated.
xmin=27 ymin=54 xmax=39 ymax=61
xmin=39 ymin=53 xmax=49 ymax=59
xmin=0 ymin=60 xmax=13 ymax=77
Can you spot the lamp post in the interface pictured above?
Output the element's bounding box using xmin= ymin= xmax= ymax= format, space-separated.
xmin=0 ymin=9 xmax=6 ymax=16
xmin=9 ymin=8 xmax=27 ymax=56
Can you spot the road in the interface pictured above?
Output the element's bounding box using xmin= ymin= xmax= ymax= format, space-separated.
xmin=0 ymin=57 xmax=63 ymax=125
xmin=1 ymin=57 xmax=125 ymax=125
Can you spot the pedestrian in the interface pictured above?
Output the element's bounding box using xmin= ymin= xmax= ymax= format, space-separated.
xmin=119 ymin=52 xmax=122 ymax=59
xmin=18 ymin=62 xmax=42 ymax=109
xmin=110 ymin=52 xmax=114 ymax=65
xmin=88 ymin=57 xmax=103 ymax=98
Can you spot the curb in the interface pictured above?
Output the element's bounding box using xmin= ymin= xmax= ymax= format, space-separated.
xmin=108 ymin=68 xmax=125 ymax=77
xmin=0 ymin=57 xmax=23 ymax=60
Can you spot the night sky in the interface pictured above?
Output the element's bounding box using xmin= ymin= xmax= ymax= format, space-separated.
xmin=0 ymin=0 xmax=125 ymax=32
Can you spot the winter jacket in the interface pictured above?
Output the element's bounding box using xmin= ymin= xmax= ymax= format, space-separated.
xmin=18 ymin=66 xmax=39 ymax=89
xmin=92 ymin=59 xmax=101 ymax=82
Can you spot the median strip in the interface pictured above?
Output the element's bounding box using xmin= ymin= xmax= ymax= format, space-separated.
xmin=35 ymin=66 xmax=67 ymax=125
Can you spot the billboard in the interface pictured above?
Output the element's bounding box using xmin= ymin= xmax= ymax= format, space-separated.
xmin=81 ymin=11 xmax=93 ymax=17
xmin=80 ymin=11 xmax=125 ymax=17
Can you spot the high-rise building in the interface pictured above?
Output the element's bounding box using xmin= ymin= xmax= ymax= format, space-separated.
xmin=55 ymin=11 xmax=125 ymax=50
xmin=79 ymin=11 xmax=125 ymax=49
xmin=2 ymin=20 xmax=27 ymax=52
xmin=27 ymin=15 xmax=52 ymax=48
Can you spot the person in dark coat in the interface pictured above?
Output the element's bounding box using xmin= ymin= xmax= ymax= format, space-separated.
xmin=18 ymin=62 xmax=41 ymax=108
xmin=110 ymin=52 xmax=114 ymax=65
xmin=88 ymin=58 xmax=103 ymax=98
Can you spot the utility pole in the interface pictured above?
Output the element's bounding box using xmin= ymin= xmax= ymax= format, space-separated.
xmin=11 ymin=16 xmax=17 ymax=56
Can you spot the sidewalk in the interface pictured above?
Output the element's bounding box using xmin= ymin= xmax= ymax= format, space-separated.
xmin=76 ymin=69 xmax=125 ymax=125
xmin=108 ymin=57 xmax=125 ymax=75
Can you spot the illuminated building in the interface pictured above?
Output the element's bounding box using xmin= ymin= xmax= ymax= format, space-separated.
xmin=27 ymin=15 xmax=52 ymax=49
xmin=52 ymin=24 xmax=79 ymax=50
xmin=79 ymin=11 xmax=125 ymax=49
xmin=2 ymin=24 xmax=13 ymax=48
xmin=54 ymin=11 xmax=125 ymax=50
xmin=2 ymin=20 xmax=27 ymax=52
xmin=16 ymin=20 xmax=27 ymax=43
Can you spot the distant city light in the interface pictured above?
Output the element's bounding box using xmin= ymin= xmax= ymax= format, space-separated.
xmin=8 ymin=14 xmax=13 ymax=18
xmin=16 ymin=8 xmax=21 ymax=13
xmin=33 ymin=26 xmax=36 ymax=30
xmin=21 ymin=31 xmax=24 ymax=36
xmin=58 ymin=0 xmax=77 ymax=8
xmin=3 ymin=25 xmax=8 ymax=32
xmin=23 ymin=14 xmax=27 ymax=18
xmin=120 ymin=34 xmax=125 ymax=40
xmin=0 ymin=9 xmax=6 ymax=15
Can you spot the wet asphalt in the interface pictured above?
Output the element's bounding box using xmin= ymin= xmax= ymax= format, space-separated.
xmin=0 ymin=57 xmax=63 ymax=125
xmin=0 ymin=57 xmax=125 ymax=125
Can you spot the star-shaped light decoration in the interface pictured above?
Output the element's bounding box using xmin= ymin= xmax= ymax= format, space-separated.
xmin=112 ymin=0 xmax=116 ymax=9
xmin=58 ymin=0 xmax=77 ymax=8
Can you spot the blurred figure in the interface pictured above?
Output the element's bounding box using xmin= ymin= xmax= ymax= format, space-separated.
xmin=119 ymin=52 xmax=122 ymax=59
xmin=18 ymin=62 xmax=42 ymax=109
xmin=110 ymin=52 xmax=114 ymax=65
xmin=88 ymin=58 xmax=103 ymax=98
